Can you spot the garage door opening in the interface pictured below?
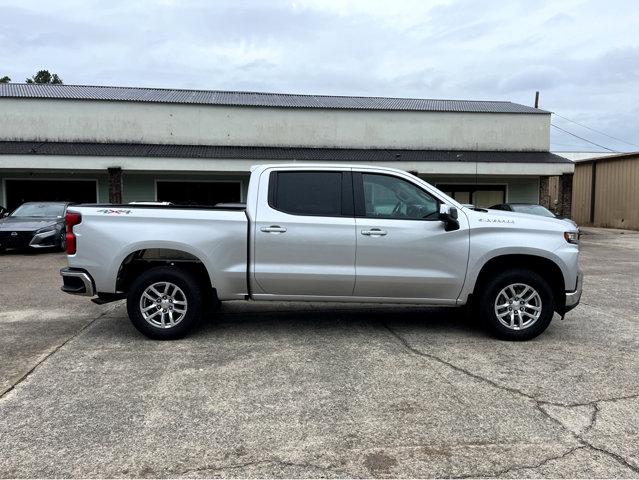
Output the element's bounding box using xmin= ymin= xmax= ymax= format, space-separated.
xmin=156 ymin=181 xmax=241 ymax=206
xmin=437 ymin=184 xmax=506 ymax=208
xmin=4 ymin=179 xmax=98 ymax=211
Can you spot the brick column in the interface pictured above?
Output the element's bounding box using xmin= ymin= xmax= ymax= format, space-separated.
xmin=539 ymin=176 xmax=550 ymax=209
xmin=107 ymin=167 xmax=123 ymax=204
xmin=559 ymin=173 xmax=573 ymax=219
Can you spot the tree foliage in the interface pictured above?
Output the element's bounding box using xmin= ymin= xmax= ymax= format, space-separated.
xmin=0 ymin=75 xmax=10 ymax=83
xmin=25 ymin=70 xmax=63 ymax=84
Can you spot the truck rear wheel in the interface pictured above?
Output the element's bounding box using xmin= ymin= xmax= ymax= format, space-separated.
xmin=127 ymin=266 xmax=203 ymax=340
xmin=478 ymin=269 xmax=555 ymax=341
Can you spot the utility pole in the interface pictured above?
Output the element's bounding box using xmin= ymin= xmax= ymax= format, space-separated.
xmin=534 ymin=91 xmax=540 ymax=108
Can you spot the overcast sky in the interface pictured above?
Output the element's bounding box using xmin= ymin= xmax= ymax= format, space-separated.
xmin=2 ymin=0 xmax=638 ymax=152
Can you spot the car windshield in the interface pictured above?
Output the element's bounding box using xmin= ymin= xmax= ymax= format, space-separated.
xmin=511 ymin=204 xmax=556 ymax=218
xmin=11 ymin=203 xmax=65 ymax=218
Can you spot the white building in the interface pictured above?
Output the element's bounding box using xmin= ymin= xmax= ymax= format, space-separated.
xmin=0 ymin=84 xmax=573 ymax=212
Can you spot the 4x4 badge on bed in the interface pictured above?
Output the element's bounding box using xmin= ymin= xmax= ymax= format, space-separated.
xmin=96 ymin=209 xmax=132 ymax=215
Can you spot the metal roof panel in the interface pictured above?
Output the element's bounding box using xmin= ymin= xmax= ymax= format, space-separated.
xmin=0 ymin=141 xmax=570 ymax=163
xmin=0 ymin=84 xmax=549 ymax=114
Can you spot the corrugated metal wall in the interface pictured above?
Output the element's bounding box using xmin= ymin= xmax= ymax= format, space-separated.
xmin=572 ymin=162 xmax=593 ymax=225
xmin=572 ymin=154 xmax=639 ymax=230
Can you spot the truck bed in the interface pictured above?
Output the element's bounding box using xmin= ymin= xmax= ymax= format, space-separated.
xmin=67 ymin=204 xmax=249 ymax=299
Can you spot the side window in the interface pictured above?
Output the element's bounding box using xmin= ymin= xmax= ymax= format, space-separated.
xmin=361 ymin=173 xmax=439 ymax=220
xmin=270 ymin=171 xmax=351 ymax=216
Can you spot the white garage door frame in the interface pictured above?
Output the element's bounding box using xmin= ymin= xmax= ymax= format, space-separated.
xmin=2 ymin=177 xmax=100 ymax=207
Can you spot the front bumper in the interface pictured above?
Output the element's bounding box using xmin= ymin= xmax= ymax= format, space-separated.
xmin=564 ymin=270 xmax=583 ymax=312
xmin=0 ymin=230 xmax=36 ymax=249
xmin=0 ymin=229 xmax=58 ymax=249
xmin=60 ymin=268 xmax=95 ymax=296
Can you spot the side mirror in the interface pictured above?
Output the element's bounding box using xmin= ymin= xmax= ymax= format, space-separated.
xmin=439 ymin=205 xmax=460 ymax=232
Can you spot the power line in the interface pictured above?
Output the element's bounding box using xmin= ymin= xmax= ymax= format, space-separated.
xmin=550 ymin=124 xmax=617 ymax=152
xmin=552 ymin=112 xmax=639 ymax=149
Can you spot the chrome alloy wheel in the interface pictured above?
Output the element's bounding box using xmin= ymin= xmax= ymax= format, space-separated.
xmin=139 ymin=281 xmax=188 ymax=328
xmin=494 ymin=283 xmax=542 ymax=331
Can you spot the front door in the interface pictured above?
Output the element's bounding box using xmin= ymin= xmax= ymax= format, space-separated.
xmin=252 ymin=169 xmax=356 ymax=297
xmin=353 ymin=172 xmax=469 ymax=301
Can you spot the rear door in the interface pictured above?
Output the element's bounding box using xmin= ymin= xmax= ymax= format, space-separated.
xmin=252 ymin=168 xmax=356 ymax=297
xmin=353 ymin=171 xmax=469 ymax=301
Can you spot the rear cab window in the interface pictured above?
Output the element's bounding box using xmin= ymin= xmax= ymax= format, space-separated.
xmin=268 ymin=171 xmax=353 ymax=217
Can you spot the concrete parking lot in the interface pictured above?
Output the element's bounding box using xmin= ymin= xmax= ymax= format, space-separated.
xmin=0 ymin=229 xmax=638 ymax=478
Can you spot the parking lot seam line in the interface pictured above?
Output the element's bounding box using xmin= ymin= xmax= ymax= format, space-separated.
xmin=381 ymin=322 xmax=538 ymax=402
xmin=0 ymin=303 xmax=121 ymax=401
xmin=381 ymin=322 xmax=639 ymax=476
xmin=167 ymin=458 xmax=341 ymax=477
xmin=458 ymin=445 xmax=588 ymax=479
xmin=579 ymin=301 xmax=631 ymax=319
xmin=583 ymin=403 xmax=600 ymax=435
xmin=583 ymin=443 xmax=639 ymax=475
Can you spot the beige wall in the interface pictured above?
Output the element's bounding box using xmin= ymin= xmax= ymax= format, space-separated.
xmin=573 ymin=155 xmax=639 ymax=230
xmin=0 ymin=98 xmax=550 ymax=151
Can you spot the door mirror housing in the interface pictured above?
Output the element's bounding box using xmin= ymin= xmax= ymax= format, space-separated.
xmin=439 ymin=204 xmax=460 ymax=232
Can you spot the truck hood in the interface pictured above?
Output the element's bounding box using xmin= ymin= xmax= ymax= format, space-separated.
xmin=463 ymin=207 xmax=576 ymax=231
xmin=0 ymin=216 xmax=62 ymax=231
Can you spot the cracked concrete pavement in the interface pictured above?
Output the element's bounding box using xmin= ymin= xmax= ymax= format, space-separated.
xmin=0 ymin=227 xmax=637 ymax=478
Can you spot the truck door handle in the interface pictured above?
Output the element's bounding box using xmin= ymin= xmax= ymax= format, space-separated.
xmin=261 ymin=225 xmax=287 ymax=234
xmin=361 ymin=228 xmax=387 ymax=236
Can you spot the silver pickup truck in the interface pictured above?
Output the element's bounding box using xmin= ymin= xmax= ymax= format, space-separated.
xmin=61 ymin=164 xmax=582 ymax=341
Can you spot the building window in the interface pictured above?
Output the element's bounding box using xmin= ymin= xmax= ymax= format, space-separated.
xmin=437 ymin=184 xmax=506 ymax=208
xmin=4 ymin=179 xmax=98 ymax=210
xmin=156 ymin=181 xmax=241 ymax=206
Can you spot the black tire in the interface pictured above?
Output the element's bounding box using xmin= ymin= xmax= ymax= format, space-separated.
xmin=478 ymin=268 xmax=555 ymax=341
xmin=127 ymin=266 xmax=204 ymax=340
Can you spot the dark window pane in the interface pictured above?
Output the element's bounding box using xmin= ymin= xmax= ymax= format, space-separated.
xmin=156 ymin=181 xmax=240 ymax=206
xmin=5 ymin=180 xmax=96 ymax=210
xmin=275 ymin=172 xmax=342 ymax=216
xmin=362 ymin=174 xmax=439 ymax=220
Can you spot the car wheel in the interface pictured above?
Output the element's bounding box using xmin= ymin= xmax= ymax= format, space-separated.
xmin=479 ymin=268 xmax=555 ymax=341
xmin=127 ymin=266 xmax=204 ymax=340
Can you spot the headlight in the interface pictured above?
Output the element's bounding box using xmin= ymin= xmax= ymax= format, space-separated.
xmin=36 ymin=226 xmax=56 ymax=234
xmin=564 ymin=231 xmax=579 ymax=245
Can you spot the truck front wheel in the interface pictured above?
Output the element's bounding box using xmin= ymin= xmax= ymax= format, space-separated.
xmin=127 ymin=266 xmax=204 ymax=340
xmin=478 ymin=269 xmax=555 ymax=341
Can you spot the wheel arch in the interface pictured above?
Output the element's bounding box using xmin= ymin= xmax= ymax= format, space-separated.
xmin=115 ymin=247 xmax=217 ymax=300
xmin=470 ymin=254 xmax=566 ymax=314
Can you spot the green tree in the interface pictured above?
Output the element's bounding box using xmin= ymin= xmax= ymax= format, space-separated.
xmin=25 ymin=70 xmax=63 ymax=84
xmin=0 ymin=75 xmax=10 ymax=83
